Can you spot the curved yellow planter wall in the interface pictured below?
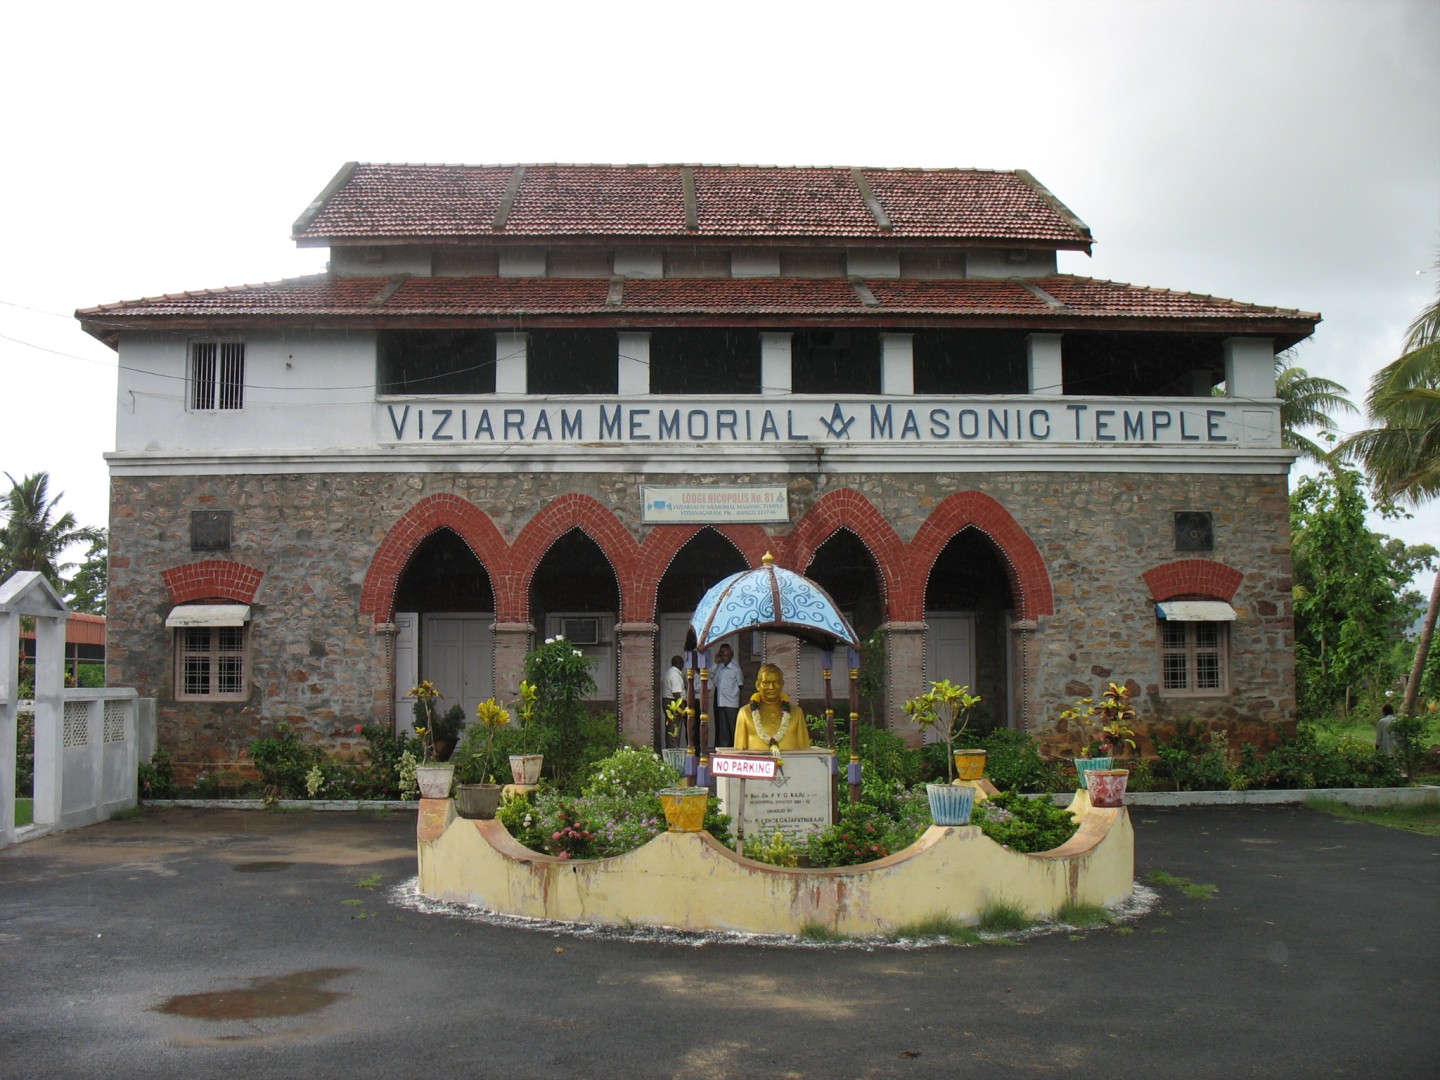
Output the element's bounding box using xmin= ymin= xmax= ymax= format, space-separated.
xmin=416 ymin=795 xmax=1134 ymax=937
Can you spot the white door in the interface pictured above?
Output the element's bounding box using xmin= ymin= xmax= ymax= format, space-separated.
xmin=394 ymin=612 xmax=418 ymax=734
xmin=421 ymin=614 xmax=495 ymax=725
xmin=926 ymin=613 xmax=976 ymax=742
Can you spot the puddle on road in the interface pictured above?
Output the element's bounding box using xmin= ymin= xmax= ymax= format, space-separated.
xmin=231 ymin=861 xmax=293 ymax=873
xmin=155 ymin=967 xmax=356 ymax=1021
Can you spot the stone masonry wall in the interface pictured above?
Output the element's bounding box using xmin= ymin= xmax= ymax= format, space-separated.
xmin=107 ymin=466 xmax=1293 ymax=781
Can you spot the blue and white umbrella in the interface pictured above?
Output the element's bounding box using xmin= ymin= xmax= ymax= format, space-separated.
xmin=689 ymin=552 xmax=860 ymax=651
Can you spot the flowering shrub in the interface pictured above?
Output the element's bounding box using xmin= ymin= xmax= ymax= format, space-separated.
xmin=1060 ymin=681 xmax=1138 ymax=758
xmin=971 ymin=791 xmax=1078 ymax=853
xmin=523 ymin=636 xmax=600 ymax=786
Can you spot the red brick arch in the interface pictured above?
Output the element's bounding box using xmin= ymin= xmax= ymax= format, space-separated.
xmin=508 ymin=493 xmax=644 ymax=622
xmin=359 ymin=494 xmax=510 ymax=625
xmin=635 ymin=524 xmax=775 ymax=624
xmin=1143 ymin=559 xmax=1243 ymax=602
xmin=780 ymin=488 xmax=906 ymax=611
xmin=162 ymin=560 xmax=264 ymax=604
xmin=905 ymin=491 xmax=1053 ymax=621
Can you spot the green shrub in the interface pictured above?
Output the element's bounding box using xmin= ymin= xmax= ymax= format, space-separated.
xmin=823 ymin=720 xmax=925 ymax=787
xmin=354 ymin=724 xmax=422 ymax=798
xmin=247 ymin=723 xmax=324 ymax=798
xmin=138 ymin=748 xmax=175 ymax=799
xmin=978 ymin=727 xmax=1067 ymax=792
xmin=1243 ymin=725 xmax=1403 ymax=789
xmin=15 ymin=713 xmax=34 ymax=797
xmin=971 ymin=791 xmax=1078 ymax=853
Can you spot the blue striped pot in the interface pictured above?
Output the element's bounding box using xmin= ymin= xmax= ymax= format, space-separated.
xmin=1073 ymin=757 xmax=1114 ymax=790
xmin=925 ymin=783 xmax=976 ymax=826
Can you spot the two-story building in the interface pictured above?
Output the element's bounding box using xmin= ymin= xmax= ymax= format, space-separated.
xmin=80 ymin=163 xmax=1316 ymax=780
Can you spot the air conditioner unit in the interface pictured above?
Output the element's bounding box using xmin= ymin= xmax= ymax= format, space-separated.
xmin=562 ymin=617 xmax=601 ymax=646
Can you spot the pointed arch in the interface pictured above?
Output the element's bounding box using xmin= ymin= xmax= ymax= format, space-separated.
xmin=509 ymin=493 xmax=644 ymax=621
xmin=906 ymin=492 xmax=1053 ymax=621
xmin=636 ymin=524 xmax=774 ymax=624
xmin=780 ymin=489 xmax=905 ymax=609
xmin=360 ymin=494 xmax=510 ymax=625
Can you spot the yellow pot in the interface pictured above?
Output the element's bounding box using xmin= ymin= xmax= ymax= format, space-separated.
xmin=659 ymin=788 xmax=710 ymax=833
xmin=953 ymin=749 xmax=987 ymax=782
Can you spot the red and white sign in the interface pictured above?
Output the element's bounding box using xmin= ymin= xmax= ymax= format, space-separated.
xmin=710 ymin=755 xmax=777 ymax=780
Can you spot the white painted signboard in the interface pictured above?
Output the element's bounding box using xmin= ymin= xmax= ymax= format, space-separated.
xmin=641 ymin=486 xmax=789 ymax=524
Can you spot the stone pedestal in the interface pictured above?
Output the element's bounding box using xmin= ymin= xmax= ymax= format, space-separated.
xmin=715 ymin=748 xmax=835 ymax=843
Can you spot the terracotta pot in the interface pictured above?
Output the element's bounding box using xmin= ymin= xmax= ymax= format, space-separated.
xmin=1087 ymin=769 xmax=1129 ymax=808
xmin=925 ymin=783 xmax=976 ymax=826
xmin=455 ymin=783 xmax=504 ymax=819
xmin=1073 ymin=756 xmax=1114 ymax=791
xmin=658 ymin=788 xmax=709 ymax=832
xmin=953 ymin=749 xmax=987 ymax=781
xmin=508 ymin=754 xmax=543 ymax=785
xmin=414 ymin=763 xmax=455 ymax=799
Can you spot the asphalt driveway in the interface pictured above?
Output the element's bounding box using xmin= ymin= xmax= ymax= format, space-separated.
xmin=0 ymin=805 xmax=1435 ymax=1079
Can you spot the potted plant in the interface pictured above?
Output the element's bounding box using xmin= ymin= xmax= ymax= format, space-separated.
xmin=1061 ymin=681 xmax=1138 ymax=791
xmin=455 ymin=697 xmax=512 ymax=818
xmin=661 ymin=696 xmax=689 ymax=776
xmin=904 ymin=679 xmax=983 ymax=825
xmin=508 ymin=680 xmax=544 ymax=785
xmin=405 ymin=680 xmax=455 ymax=798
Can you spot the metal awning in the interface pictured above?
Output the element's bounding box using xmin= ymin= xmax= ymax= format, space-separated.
xmin=165 ymin=604 xmax=251 ymax=628
xmin=1156 ymin=601 xmax=1236 ymax=622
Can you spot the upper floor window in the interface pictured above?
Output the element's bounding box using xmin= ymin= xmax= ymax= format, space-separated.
xmin=791 ymin=330 xmax=881 ymax=394
xmin=190 ymin=342 xmax=245 ymax=410
xmin=648 ymin=330 xmax=762 ymax=395
xmin=527 ymin=331 xmax=618 ymax=395
xmin=912 ymin=330 xmax=1028 ymax=394
xmin=379 ymin=330 xmax=496 ymax=395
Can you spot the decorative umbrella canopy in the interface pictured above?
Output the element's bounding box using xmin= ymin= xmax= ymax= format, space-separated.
xmin=690 ymin=553 xmax=861 ymax=651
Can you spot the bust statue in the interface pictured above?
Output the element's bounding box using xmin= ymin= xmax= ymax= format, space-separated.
xmin=731 ymin=663 xmax=812 ymax=753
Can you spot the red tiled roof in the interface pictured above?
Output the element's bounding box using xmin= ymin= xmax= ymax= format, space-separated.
xmin=292 ymin=163 xmax=1094 ymax=248
xmin=77 ymin=274 xmax=1318 ymax=342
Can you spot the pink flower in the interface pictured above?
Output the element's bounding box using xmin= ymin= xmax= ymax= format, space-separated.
xmin=354 ymin=724 xmax=363 ymax=734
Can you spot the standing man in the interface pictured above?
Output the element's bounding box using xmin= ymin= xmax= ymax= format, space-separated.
xmin=712 ymin=642 xmax=743 ymax=749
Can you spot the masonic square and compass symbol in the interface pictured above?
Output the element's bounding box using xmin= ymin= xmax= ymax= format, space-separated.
xmin=819 ymin=403 xmax=856 ymax=439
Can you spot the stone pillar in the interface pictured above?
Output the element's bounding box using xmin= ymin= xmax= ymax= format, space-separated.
xmin=1009 ymin=619 xmax=1041 ymax=732
xmin=491 ymin=622 xmax=534 ymax=705
xmin=760 ymin=332 xmax=793 ymax=396
xmin=616 ymin=622 xmax=659 ymax=747
xmin=880 ymin=333 xmax=915 ymax=396
xmin=1224 ymin=337 xmax=1276 ymax=398
xmin=884 ymin=621 xmax=928 ymax=745
xmin=617 ymin=332 xmax=651 ymax=396
xmin=1026 ymin=333 xmax=1063 ymax=395
xmin=495 ymin=333 xmax=527 ymax=394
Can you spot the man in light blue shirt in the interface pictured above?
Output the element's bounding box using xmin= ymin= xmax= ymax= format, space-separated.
xmin=712 ymin=643 xmax=744 ymax=749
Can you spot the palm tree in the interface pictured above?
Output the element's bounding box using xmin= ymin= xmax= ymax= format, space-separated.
xmin=1275 ymin=354 xmax=1357 ymax=465
xmin=0 ymin=472 xmax=104 ymax=594
xmin=1342 ymin=267 xmax=1440 ymax=716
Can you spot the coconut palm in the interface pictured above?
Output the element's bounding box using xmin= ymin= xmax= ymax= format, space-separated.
xmin=0 ymin=472 xmax=104 ymax=593
xmin=1275 ymin=354 xmax=1357 ymax=464
xmin=1342 ymin=268 xmax=1440 ymax=716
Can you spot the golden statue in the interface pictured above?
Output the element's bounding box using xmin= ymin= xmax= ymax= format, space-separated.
xmin=731 ymin=663 xmax=811 ymax=753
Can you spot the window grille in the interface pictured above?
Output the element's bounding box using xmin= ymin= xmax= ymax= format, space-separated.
xmin=190 ymin=342 xmax=245 ymax=410
xmin=64 ymin=701 xmax=90 ymax=747
xmin=104 ymin=700 xmax=128 ymax=743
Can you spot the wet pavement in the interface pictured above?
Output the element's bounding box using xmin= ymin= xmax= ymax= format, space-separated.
xmin=0 ymin=804 xmax=1436 ymax=1079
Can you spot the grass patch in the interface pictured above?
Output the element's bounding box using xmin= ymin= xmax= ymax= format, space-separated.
xmin=15 ymin=798 xmax=33 ymax=827
xmin=1146 ymin=869 xmax=1218 ymax=900
xmin=797 ymin=921 xmax=846 ymax=943
xmin=108 ymin=806 xmax=146 ymax=821
xmin=1306 ymin=797 xmax=1440 ymax=836
xmin=888 ymin=915 xmax=983 ymax=944
xmin=978 ymin=900 xmax=1034 ymax=933
xmin=353 ymin=874 xmax=383 ymax=889
xmin=1056 ymin=901 xmax=1114 ymax=928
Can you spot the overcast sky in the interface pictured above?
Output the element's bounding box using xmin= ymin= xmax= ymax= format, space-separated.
xmin=2 ymin=0 xmax=1436 ymax=570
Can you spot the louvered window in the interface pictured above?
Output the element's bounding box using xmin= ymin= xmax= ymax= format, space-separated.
xmin=190 ymin=342 xmax=246 ymax=410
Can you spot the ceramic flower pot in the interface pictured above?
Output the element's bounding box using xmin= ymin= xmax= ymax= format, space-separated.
xmin=925 ymin=783 xmax=976 ymax=826
xmin=658 ymin=788 xmax=710 ymax=832
xmin=414 ymin=763 xmax=455 ymax=799
xmin=1087 ymin=769 xmax=1129 ymax=808
xmin=508 ymin=754 xmax=543 ymax=785
xmin=953 ymin=749 xmax=988 ymax=781
xmin=455 ymin=782 xmax=504 ymax=819
xmin=1073 ymin=756 xmax=1113 ymax=791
